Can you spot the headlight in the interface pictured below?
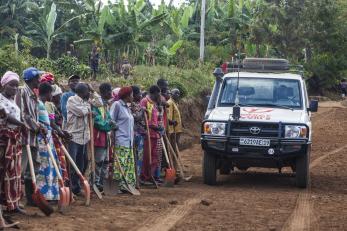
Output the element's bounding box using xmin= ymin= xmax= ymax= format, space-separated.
xmin=284 ymin=125 xmax=307 ymax=138
xmin=204 ymin=122 xmax=226 ymax=136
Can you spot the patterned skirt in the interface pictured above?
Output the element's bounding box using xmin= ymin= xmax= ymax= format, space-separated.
xmin=36 ymin=130 xmax=60 ymax=201
xmin=113 ymin=145 xmax=136 ymax=191
xmin=0 ymin=128 xmax=22 ymax=210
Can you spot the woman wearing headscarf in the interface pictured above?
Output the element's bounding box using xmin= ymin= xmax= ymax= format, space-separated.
xmin=0 ymin=71 xmax=25 ymax=225
xmin=110 ymin=86 xmax=136 ymax=193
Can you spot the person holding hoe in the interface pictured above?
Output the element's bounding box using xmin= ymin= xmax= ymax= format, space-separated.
xmin=0 ymin=71 xmax=25 ymax=228
xmin=110 ymin=86 xmax=136 ymax=194
xmin=91 ymin=83 xmax=116 ymax=193
xmin=167 ymin=88 xmax=183 ymax=155
xmin=15 ymin=67 xmax=46 ymax=206
xmin=140 ymin=85 xmax=163 ymax=185
xmin=130 ymin=85 xmax=146 ymax=185
xmin=66 ymin=83 xmax=91 ymax=196
xmin=36 ymin=82 xmax=61 ymax=201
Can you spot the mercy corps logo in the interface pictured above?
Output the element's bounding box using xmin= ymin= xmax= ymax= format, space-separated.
xmin=241 ymin=108 xmax=274 ymax=120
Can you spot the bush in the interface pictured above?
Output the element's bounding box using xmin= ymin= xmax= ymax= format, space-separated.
xmin=106 ymin=64 xmax=214 ymax=97
xmin=0 ymin=46 xmax=25 ymax=76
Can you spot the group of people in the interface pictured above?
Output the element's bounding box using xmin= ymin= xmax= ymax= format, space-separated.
xmin=0 ymin=67 xmax=183 ymax=228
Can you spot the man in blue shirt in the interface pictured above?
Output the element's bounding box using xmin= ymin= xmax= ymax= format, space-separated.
xmin=61 ymin=75 xmax=80 ymax=124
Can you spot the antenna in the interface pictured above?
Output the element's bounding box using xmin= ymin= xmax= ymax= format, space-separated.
xmin=232 ymin=3 xmax=244 ymax=121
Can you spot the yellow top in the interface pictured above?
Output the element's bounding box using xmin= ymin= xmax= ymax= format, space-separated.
xmin=167 ymin=98 xmax=182 ymax=134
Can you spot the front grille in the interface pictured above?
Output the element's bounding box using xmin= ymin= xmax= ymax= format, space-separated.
xmin=229 ymin=122 xmax=280 ymax=138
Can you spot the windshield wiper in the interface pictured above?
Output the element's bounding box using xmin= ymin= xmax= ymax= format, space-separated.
xmin=256 ymin=104 xmax=294 ymax=111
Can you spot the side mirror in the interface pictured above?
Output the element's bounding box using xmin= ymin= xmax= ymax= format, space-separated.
xmin=308 ymin=100 xmax=318 ymax=112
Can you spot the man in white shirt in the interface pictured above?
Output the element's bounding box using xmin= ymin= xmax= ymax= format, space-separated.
xmin=66 ymin=83 xmax=91 ymax=195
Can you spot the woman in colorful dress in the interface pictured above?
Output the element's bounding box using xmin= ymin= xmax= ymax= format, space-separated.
xmin=36 ymin=82 xmax=60 ymax=201
xmin=110 ymin=86 xmax=136 ymax=193
xmin=140 ymin=85 xmax=163 ymax=184
xmin=0 ymin=71 xmax=24 ymax=228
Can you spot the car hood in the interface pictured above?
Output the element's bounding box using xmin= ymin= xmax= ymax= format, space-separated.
xmin=208 ymin=107 xmax=306 ymax=123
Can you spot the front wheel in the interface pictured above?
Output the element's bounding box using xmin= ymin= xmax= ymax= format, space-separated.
xmin=295 ymin=152 xmax=309 ymax=188
xmin=203 ymin=151 xmax=217 ymax=185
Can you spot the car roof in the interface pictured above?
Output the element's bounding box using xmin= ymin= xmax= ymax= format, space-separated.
xmin=223 ymin=72 xmax=303 ymax=80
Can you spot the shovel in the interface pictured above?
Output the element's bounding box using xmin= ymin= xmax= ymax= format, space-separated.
xmin=88 ymin=113 xmax=103 ymax=199
xmin=161 ymin=137 xmax=176 ymax=187
xmin=164 ymin=134 xmax=192 ymax=181
xmin=43 ymin=137 xmax=70 ymax=211
xmin=103 ymin=135 xmax=118 ymax=196
xmin=113 ymin=152 xmax=140 ymax=195
xmin=59 ymin=141 xmax=91 ymax=206
xmin=25 ymin=145 xmax=54 ymax=216
xmin=143 ymin=112 xmax=158 ymax=188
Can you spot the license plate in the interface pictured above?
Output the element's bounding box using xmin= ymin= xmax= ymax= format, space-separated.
xmin=239 ymin=138 xmax=270 ymax=147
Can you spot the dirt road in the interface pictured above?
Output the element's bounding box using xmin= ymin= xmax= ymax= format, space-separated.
xmin=15 ymin=105 xmax=347 ymax=231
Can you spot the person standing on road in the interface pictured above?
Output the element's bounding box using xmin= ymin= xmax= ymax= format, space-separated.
xmin=130 ymin=85 xmax=146 ymax=182
xmin=110 ymin=86 xmax=136 ymax=193
xmin=0 ymin=71 xmax=25 ymax=216
xmin=15 ymin=67 xmax=46 ymax=206
xmin=156 ymin=79 xmax=169 ymax=177
xmin=45 ymin=83 xmax=71 ymax=184
xmin=140 ymin=85 xmax=163 ymax=185
xmin=66 ymin=83 xmax=91 ymax=196
xmin=91 ymin=83 xmax=116 ymax=193
xmin=60 ymin=75 xmax=80 ymax=126
xmin=167 ymin=88 xmax=183 ymax=154
xmin=36 ymin=83 xmax=61 ymax=201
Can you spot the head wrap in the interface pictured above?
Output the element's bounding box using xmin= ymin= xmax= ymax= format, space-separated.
xmin=51 ymin=85 xmax=63 ymax=97
xmin=1 ymin=71 xmax=19 ymax=86
xmin=112 ymin=87 xmax=121 ymax=101
xmin=23 ymin=67 xmax=44 ymax=81
xmin=40 ymin=72 xmax=55 ymax=83
xmin=118 ymin=86 xmax=133 ymax=100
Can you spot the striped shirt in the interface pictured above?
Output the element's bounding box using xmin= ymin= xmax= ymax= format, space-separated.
xmin=15 ymin=84 xmax=39 ymax=147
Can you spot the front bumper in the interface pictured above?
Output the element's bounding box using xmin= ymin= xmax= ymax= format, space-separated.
xmin=201 ymin=135 xmax=310 ymax=158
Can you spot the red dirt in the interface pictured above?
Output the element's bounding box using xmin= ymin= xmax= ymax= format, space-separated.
xmin=12 ymin=105 xmax=347 ymax=231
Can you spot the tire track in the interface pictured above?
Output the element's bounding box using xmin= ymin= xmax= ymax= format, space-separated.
xmin=135 ymin=193 xmax=206 ymax=231
xmin=282 ymin=144 xmax=347 ymax=231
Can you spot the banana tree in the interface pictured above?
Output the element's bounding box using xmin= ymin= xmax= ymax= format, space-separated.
xmin=27 ymin=2 xmax=85 ymax=58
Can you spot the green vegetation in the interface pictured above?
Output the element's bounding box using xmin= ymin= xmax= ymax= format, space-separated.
xmin=0 ymin=0 xmax=346 ymax=95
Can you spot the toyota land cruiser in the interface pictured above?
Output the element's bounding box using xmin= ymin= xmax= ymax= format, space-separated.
xmin=201 ymin=58 xmax=318 ymax=188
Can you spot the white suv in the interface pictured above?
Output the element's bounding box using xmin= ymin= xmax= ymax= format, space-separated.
xmin=201 ymin=58 xmax=318 ymax=188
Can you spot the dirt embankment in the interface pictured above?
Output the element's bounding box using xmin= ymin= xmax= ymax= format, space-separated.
xmin=178 ymin=96 xmax=206 ymax=149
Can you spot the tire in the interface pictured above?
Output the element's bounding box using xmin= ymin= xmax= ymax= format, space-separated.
xmin=295 ymin=152 xmax=309 ymax=188
xmin=203 ymin=151 xmax=217 ymax=185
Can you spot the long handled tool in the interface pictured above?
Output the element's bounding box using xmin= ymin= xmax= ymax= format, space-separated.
xmin=43 ymin=137 xmax=70 ymax=211
xmin=164 ymin=135 xmax=192 ymax=181
xmin=143 ymin=112 xmax=158 ymax=188
xmin=161 ymin=137 xmax=176 ymax=187
xmin=103 ymin=134 xmax=118 ymax=196
xmin=88 ymin=113 xmax=103 ymax=199
xmin=113 ymin=152 xmax=140 ymax=195
xmin=26 ymin=145 xmax=54 ymax=216
xmin=58 ymin=140 xmax=91 ymax=206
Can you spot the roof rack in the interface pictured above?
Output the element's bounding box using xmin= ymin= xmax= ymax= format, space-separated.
xmin=223 ymin=58 xmax=304 ymax=76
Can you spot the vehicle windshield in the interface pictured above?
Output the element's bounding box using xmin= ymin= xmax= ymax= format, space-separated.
xmin=219 ymin=77 xmax=302 ymax=109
